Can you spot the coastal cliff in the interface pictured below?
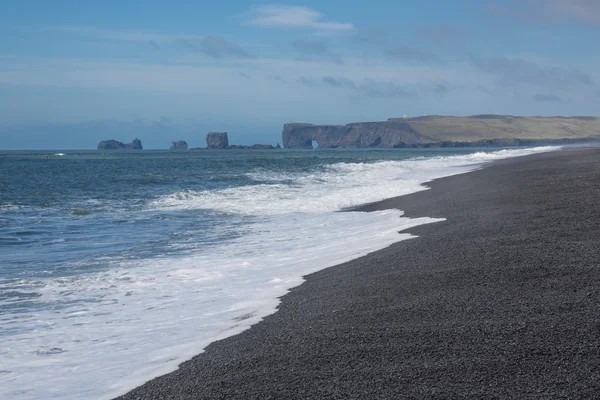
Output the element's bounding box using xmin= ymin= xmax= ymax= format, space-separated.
xmin=282 ymin=115 xmax=600 ymax=148
xmin=97 ymin=139 xmax=143 ymax=150
xmin=283 ymin=122 xmax=423 ymax=149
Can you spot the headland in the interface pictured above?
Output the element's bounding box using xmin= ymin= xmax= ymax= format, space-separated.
xmin=283 ymin=115 xmax=600 ymax=148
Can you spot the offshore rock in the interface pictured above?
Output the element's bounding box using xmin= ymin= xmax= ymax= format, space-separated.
xmin=170 ymin=140 xmax=188 ymax=150
xmin=97 ymin=138 xmax=143 ymax=150
xmin=206 ymin=132 xmax=229 ymax=149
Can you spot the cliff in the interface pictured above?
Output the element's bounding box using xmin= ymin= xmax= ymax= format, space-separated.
xmin=282 ymin=116 xmax=600 ymax=148
xmin=283 ymin=122 xmax=423 ymax=149
xmin=97 ymin=138 xmax=143 ymax=150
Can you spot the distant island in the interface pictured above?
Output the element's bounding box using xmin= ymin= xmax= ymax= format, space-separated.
xmin=95 ymin=135 xmax=281 ymax=151
xmin=97 ymin=139 xmax=143 ymax=150
xmin=282 ymin=115 xmax=600 ymax=149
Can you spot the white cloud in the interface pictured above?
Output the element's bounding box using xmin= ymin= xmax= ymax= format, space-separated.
xmin=44 ymin=25 xmax=203 ymax=43
xmin=246 ymin=5 xmax=354 ymax=32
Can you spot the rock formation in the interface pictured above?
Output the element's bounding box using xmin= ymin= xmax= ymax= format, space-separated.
xmin=282 ymin=116 xmax=600 ymax=149
xmin=170 ymin=140 xmax=188 ymax=150
xmin=204 ymin=133 xmax=277 ymax=149
xmin=206 ymin=132 xmax=229 ymax=149
xmin=283 ymin=122 xmax=422 ymax=149
xmin=97 ymin=138 xmax=143 ymax=150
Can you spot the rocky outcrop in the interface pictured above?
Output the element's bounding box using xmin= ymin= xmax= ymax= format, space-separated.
xmin=206 ymin=132 xmax=229 ymax=149
xmin=204 ymin=132 xmax=276 ymax=149
xmin=170 ymin=140 xmax=188 ymax=150
xmin=282 ymin=116 xmax=600 ymax=149
xmin=282 ymin=122 xmax=424 ymax=149
xmin=97 ymin=138 xmax=143 ymax=150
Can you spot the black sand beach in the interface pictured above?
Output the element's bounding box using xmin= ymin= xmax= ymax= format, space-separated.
xmin=118 ymin=148 xmax=600 ymax=399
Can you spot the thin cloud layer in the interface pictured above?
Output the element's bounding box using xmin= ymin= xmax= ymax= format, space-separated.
xmin=178 ymin=36 xmax=251 ymax=59
xmin=45 ymin=25 xmax=202 ymax=43
xmin=200 ymin=36 xmax=251 ymax=59
xmin=471 ymin=56 xmax=594 ymax=89
xmin=386 ymin=46 xmax=441 ymax=64
xmin=246 ymin=5 xmax=354 ymax=32
xmin=292 ymin=39 xmax=343 ymax=64
xmin=489 ymin=0 xmax=600 ymax=25
xmin=531 ymin=0 xmax=600 ymax=24
xmin=360 ymin=80 xmax=416 ymax=98
xmin=323 ymin=76 xmax=356 ymax=89
xmin=320 ymin=76 xmax=416 ymax=98
xmin=434 ymin=84 xmax=449 ymax=95
xmin=534 ymin=94 xmax=562 ymax=102
xmin=416 ymin=26 xmax=471 ymax=44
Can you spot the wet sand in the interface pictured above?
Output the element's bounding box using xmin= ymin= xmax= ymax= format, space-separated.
xmin=118 ymin=148 xmax=600 ymax=399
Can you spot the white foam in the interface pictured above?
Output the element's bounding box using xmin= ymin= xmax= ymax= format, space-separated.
xmin=149 ymin=146 xmax=560 ymax=215
xmin=0 ymin=146 xmax=561 ymax=399
xmin=1 ymin=211 xmax=442 ymax=399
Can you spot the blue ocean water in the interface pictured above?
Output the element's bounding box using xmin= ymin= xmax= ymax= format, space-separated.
xmin=0 ymin=147 xmax=558 ymax=399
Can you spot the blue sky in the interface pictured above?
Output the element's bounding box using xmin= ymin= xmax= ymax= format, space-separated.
xmin=1 ymin=0 xmax=599 ymax=149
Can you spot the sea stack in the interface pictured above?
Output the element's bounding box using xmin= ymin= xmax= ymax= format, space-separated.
xmin=206 ymin=132 xmax=229 ymax=149
xmin=170 ymin=140 xmax=188 ymax=150
xmin=97 ymin=138 xmax=143 ymax=150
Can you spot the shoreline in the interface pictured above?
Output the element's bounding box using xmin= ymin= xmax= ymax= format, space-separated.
xmin=117 ymin=147 xmax=600 ymax=399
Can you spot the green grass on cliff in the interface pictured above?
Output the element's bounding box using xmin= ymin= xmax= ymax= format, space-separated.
xmin=392 ymin=116 xmax=600 ymax=142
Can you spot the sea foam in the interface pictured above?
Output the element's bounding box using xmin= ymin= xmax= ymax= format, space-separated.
xmin=149 ymin=147 xmax=559 ymax=215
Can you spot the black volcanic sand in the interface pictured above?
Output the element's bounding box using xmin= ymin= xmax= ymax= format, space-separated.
xmin=118 ymin=148 xmax=600 ymax=399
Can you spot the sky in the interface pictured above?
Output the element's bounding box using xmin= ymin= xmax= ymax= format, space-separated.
xmin=1 ymin=0 xmax=599 ymax=149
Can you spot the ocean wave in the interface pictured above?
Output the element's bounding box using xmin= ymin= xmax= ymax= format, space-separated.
xmin=148 ymin=146 xmax=560 ymax=216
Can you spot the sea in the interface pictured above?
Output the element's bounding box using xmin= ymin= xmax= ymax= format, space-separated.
xmin=0 ymin=146 xmax=559 ymax=399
